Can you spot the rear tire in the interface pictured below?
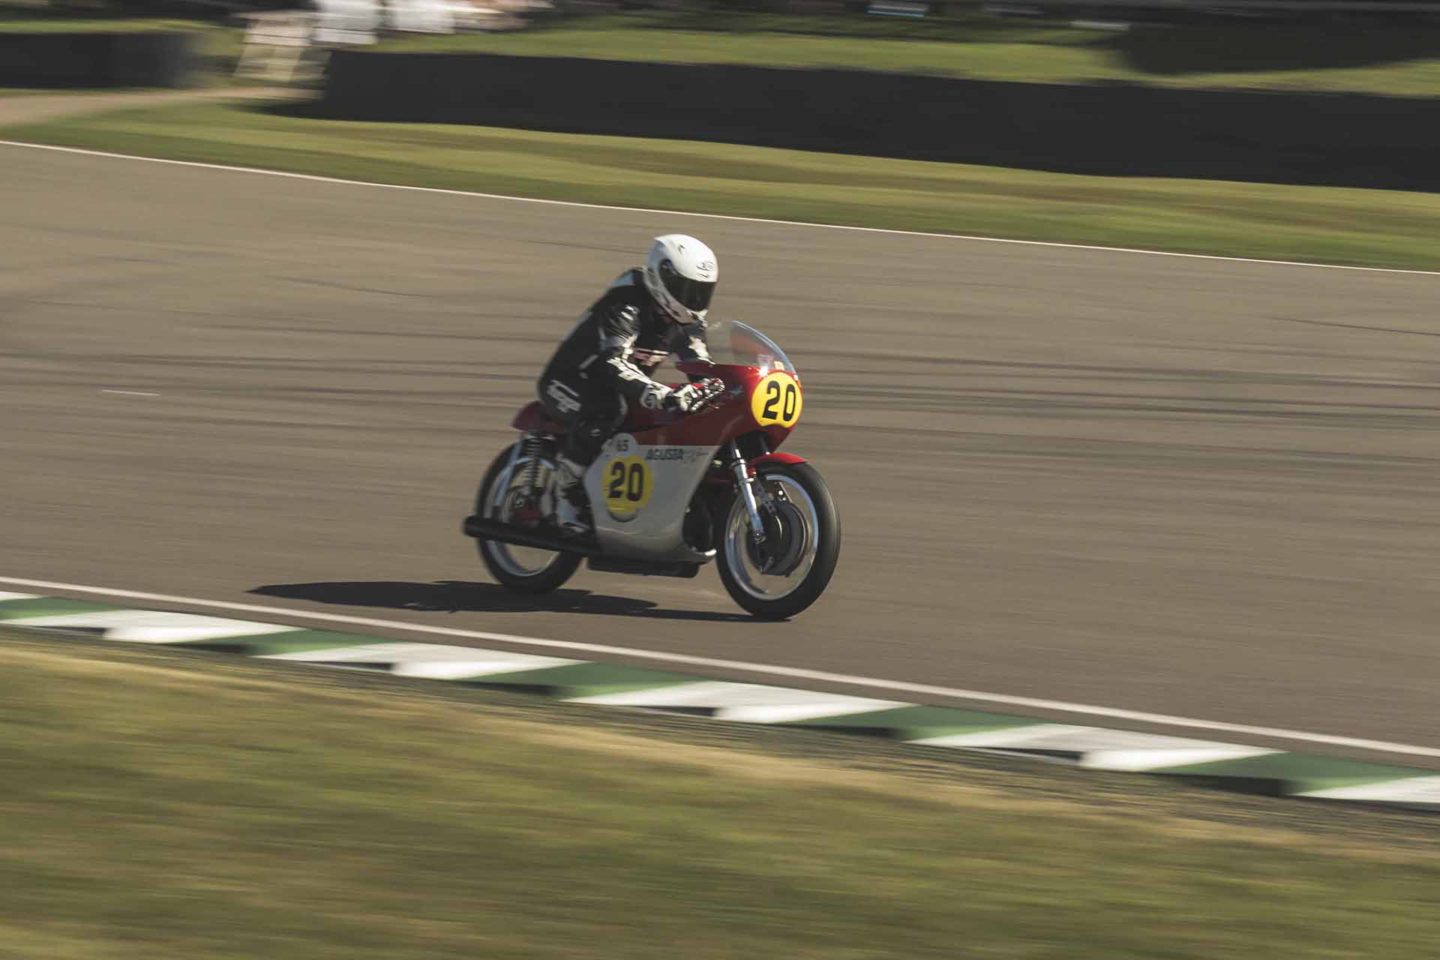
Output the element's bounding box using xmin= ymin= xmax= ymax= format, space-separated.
xmin=717 ymin=462 xmax=840 ymax=620
xmin=475 ymin=445 xmax=582 ymax=595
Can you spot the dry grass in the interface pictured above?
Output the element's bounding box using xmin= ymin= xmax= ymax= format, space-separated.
xmin=1 ymin=633 xmax=1436 ymax=959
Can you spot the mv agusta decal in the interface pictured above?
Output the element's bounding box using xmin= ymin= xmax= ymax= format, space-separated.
xmin=601 ymin=435 xmax=652 ymax=522
xmin=644 ymin=447 xmax=707 ymax=464
xmin=751 ymin=371 xmax=803 ymax=428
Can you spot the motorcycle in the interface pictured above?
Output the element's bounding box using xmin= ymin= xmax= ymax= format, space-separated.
xmin=462 ymin=321 xmax=840 ymax=619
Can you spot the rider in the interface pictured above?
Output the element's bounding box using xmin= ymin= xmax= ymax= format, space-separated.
xmin=537 ymin=234 xmax=726 ymax=536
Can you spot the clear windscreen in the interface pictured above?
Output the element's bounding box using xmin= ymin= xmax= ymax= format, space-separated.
xmin=706 ymin=320 xmax=797 ymax=376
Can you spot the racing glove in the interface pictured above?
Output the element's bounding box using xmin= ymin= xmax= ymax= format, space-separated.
xmin=665 ymin=377 xmax=726 ymax=414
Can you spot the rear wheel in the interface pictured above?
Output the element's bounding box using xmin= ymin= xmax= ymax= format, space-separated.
xmin=475 ymin=445 xmax=582 ymax=594
xmin=717 ymin=462 xmax=840 ymax=620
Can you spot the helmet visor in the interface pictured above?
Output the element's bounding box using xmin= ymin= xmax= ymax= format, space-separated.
xmin=660 ymin=260 xmax=715 ymax=313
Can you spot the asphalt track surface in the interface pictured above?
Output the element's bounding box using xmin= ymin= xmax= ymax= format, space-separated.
xmin=3 ymin=145 xmax=1438 ymax=761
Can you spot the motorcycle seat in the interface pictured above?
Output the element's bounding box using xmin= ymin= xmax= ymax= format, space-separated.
xmin=511 ymin=401 xmax=567 ymax=435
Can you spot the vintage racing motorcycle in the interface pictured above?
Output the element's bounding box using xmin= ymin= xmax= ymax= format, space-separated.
xmin=462 ymin=322 xmax=839 ymax=619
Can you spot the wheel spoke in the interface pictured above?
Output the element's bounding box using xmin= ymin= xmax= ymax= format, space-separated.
xmin=723 ymin=474 xmax=821 ymax=602
xmin=481 ymin=456 xmax=562 ymax=579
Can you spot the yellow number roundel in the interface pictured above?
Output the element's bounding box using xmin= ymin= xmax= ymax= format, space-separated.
xmin=601 ymin=455 xmax=652 ymax=521
xmin=751 ymin=372 xmax=803 ymax=428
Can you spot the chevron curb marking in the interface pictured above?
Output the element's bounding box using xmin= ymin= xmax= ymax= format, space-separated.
xmin=2 ymin=591 xmax=1436 ymax=811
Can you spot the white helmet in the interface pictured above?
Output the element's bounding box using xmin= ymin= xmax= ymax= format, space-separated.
xmin=644 ymin=234 xmax=718 ymax=325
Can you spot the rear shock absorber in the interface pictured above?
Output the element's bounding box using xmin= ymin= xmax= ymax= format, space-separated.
xmin=519 ymin=431 xmax=544 ymax=500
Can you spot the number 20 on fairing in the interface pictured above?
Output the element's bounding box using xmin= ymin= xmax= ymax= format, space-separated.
xmin=751 ymin=371 xmax=802 ymax=428
xmin=602 ymin=455 xmax=651 ymax=521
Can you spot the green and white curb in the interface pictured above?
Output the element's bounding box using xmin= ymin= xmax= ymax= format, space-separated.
xmin=3 ymin=591 xmax=1436 ymax=811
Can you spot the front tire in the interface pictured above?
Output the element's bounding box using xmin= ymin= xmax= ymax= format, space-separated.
xmin=717 ymin=462 xmax=840 ymax=620
xmin=475 ymin=445 xmax=582 ymax=594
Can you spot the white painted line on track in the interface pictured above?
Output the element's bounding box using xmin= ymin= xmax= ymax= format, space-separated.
xmin=913 ymin=723 xmax=1094 ymax=749
xmin=5 ymin=574 xmax=1439 ymax=762
xmin=910 ymin=725 xmax=1281 ymax=769
xmin=101 ymin=389 xmax=160 ymax=397
xmin=988 ymin=728 xmax=1281 ymax=770
xmin=1300 ymin=776 xmax=1440 ymax=806
xmin=571 ymin=681 xmax=903 ymax=724
xmin=1081 ymin=746 xmax=1276 ymax=773
xmin=264 ymin=642 xmax=578 ymax=681
xmin=6 ymin=608 xmax=293 ymax=644
xmin=4 ymin=139 xmax=1439 ymax=278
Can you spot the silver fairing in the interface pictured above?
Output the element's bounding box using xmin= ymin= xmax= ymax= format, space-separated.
xmin=585 ymin=432 xmax=719 ymax=562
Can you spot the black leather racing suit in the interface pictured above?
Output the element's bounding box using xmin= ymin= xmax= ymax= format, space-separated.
xmin=538 ymin=268 xmax=712 ymax=466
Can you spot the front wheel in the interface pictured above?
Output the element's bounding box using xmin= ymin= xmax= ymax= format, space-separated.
xmin=717 ymin=462 xmax=840 ymax=620
xmin=475 ymin=445 xmax=582 ymax=594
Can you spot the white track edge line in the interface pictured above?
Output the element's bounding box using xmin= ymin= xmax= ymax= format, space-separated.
xmin=3 ymin=574 xmax=1438 ymax=762
xmin=3 ymin=139 xmax=1438 ymax=279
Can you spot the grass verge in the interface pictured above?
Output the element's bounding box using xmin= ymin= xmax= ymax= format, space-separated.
xmin=0 ymin=14 xmax=213 ymax=32
xmin=7 ymin=98 xmax=1440 ymax=271
xmin=1 ymin=631 xmax=1437 ymax=959
xmin=380 ymin=11 xmax=1440 ymax=98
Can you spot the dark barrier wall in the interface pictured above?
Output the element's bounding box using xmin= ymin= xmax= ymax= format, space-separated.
xmin=0 ymin=32 xmax=193 ymax=88
xmin=321 ymin=51 xmax=1440 ymax=192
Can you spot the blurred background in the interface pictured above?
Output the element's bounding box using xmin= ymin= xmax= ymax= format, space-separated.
xmin=2 ymin=1 xmax=1439 ymax=958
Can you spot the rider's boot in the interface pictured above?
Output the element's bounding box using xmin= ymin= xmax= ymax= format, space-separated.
xmin=553 ymin=455 xmax=592 ymax=537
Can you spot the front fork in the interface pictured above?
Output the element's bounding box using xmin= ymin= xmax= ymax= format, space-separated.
xmin=726 ymin=441 xmax=767 ymax=543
